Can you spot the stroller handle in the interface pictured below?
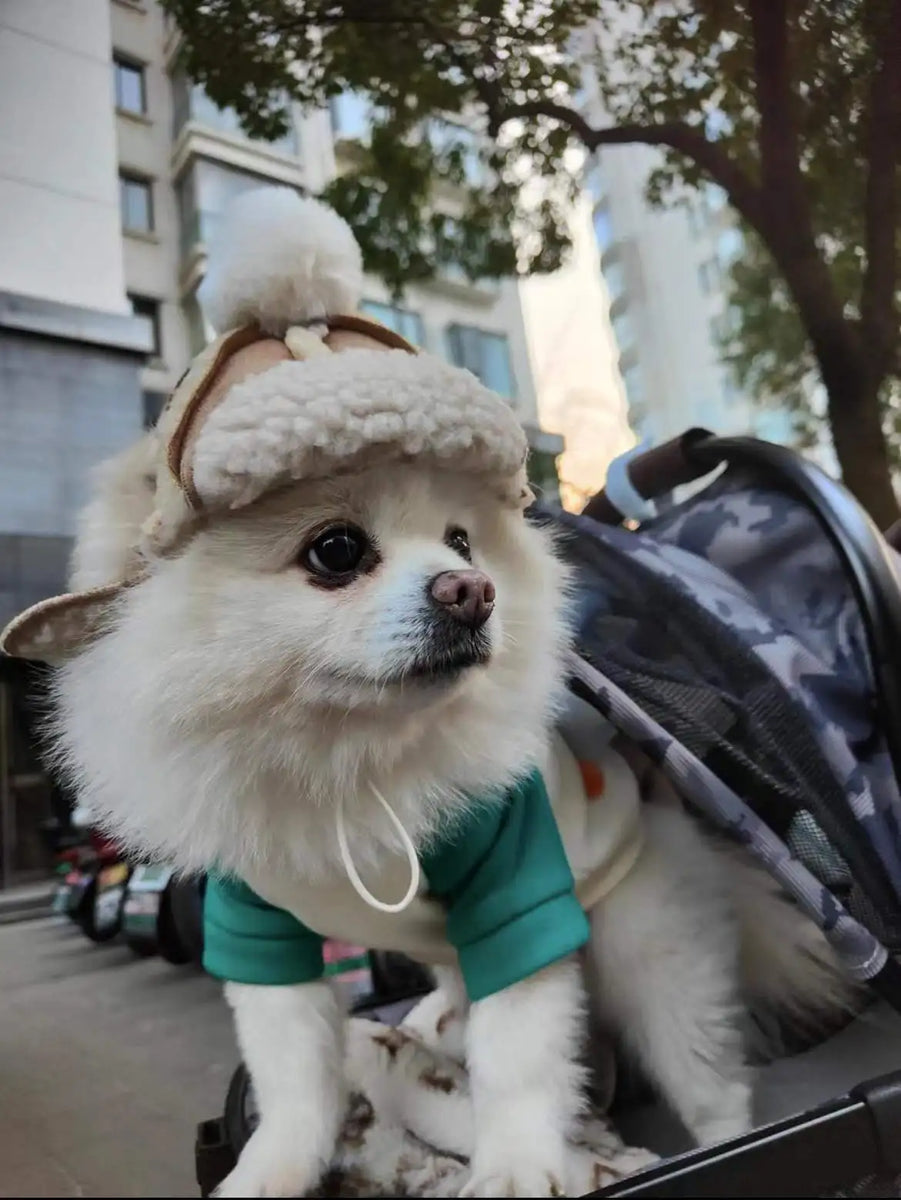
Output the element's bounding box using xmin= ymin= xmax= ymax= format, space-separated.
xmin=582 ymin=427 xmax=716 ymax=524
xmin=585 ymin=428 xmax=901 ymax=546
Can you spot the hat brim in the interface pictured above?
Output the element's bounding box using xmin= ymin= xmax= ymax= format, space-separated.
xmin=1 ymin=584 xmax=125 ymax=664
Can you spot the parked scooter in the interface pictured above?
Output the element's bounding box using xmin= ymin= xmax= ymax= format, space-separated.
xmin=41 ymin=811 xmax=95 ymax=923
xmin=51 ymin=804 xmax=131 ymax=943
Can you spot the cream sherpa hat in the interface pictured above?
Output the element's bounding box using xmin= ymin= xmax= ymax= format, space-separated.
xmin=1 ymin=188 xmax=531 ymax=663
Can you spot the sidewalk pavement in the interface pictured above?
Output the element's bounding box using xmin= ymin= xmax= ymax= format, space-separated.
xmin=0 ymin=880 xmax=55 ymax=925
xmin=0 ymin=916 xmax=235 ymax=1197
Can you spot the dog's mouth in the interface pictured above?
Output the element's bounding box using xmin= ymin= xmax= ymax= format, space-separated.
xmin=404 ymin=645 xmax=491 ymax=684
xmin=391 ymin=628 xmax=492 ymax=687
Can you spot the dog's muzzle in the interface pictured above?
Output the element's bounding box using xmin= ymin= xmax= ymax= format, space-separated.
xmin=402 ymin=570 xmax=495 ymax=682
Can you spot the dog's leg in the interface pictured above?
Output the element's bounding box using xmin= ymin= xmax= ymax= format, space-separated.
xmin=589 ymin=804 xmax=752 ymax=1146
xmin=214 ymin=980 xmax=344 ymax=1198
xmin=461 ymin=957 xmax=587 ymax=1198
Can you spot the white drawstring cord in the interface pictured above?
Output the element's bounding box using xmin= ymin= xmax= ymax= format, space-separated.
xmin=336 ymin=784 xmax=420 ymax=914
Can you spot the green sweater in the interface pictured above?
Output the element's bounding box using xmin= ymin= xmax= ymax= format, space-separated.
xmin=204 ymin=768 xmax=591 ymax=1002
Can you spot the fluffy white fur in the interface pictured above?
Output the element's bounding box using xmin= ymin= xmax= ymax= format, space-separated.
xmin=68 ymin=431 xmax=158 ymax=589
xmin=50 ymin=447 xmax=857 ymax=1197
xmin=191 ymin=349 xmax=529 ymax=513
xmin=219 ymin=981 xmax=345 ymax=1198
xmin=462 ymin=959 xmax=588 ymax=1197
xmin=52 ymin=464 xmax=568 ymax=884
xmin=198 ymin=188 xmax=364 ymax=335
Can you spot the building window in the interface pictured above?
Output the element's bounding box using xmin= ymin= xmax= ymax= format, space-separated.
xmin=171 ymin=70 xmax=298 ymax=156
xmin=177 ymin=160 xmax=289 ymax=260
xmin=113 ymin=55 xmax=146 ymax=115
xmin=698 ymin=258 xmax=721 ymax=295
xmin=119 ymin=173 xmax=153 ymax=233
xmin=129 ymin=294 xmax=161 ymax=359
xmin=446 ymin=325 xmax=515 ymax=398
xmin=593 ymin=203 xmax=614 ymax=254
xmin=360 ymin=300 xmax=425 ymax=346
xmin=142 ymin=391 xmax=167 ymax=430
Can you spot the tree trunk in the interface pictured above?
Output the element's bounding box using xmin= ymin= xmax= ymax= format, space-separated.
xmin=763 ymin=222 xmax=900 ymax=529
xmin=825 ymin=369 xmax=899 ymax=530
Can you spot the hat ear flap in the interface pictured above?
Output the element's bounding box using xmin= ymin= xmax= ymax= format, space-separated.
xmin=0 ymin=584 xmax=126 ymax=664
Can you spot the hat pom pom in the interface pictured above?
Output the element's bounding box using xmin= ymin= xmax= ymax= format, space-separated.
xmin=199 ymin=187 xmax=364 ymax=335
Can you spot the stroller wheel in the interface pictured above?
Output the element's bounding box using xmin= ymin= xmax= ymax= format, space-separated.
xmin=224 ymin=1063 xmax=257 ymax=1158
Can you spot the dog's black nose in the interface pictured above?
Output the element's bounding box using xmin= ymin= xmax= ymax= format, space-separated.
xmin=430 ymin=569 xmax=495 ymax=629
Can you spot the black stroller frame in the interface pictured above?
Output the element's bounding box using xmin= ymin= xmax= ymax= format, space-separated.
xmin=195 ymin=431 xmax=901 ymax=1198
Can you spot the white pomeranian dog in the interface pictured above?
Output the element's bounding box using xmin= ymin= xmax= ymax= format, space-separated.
xmin=1 ymin=190 xmax=854 ymax=1198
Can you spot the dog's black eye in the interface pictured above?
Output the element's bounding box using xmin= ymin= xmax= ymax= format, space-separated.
xmin=302 ymin=524 xmax=370 ymax=580
xmin=445 ymin=526 xmax=472 ymax=562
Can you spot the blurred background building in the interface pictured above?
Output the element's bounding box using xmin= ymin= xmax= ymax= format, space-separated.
xmin=518 ymin=189 xmax=634 ymax=511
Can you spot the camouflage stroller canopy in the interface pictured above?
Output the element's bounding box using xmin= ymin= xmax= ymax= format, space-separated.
xmin=551 ymin=432 xmax=901 ymax=1006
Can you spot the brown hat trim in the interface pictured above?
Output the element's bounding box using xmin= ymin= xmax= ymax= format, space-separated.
xmin=166 ymin=324 xmax=270 ymax=498
xmin=326 ymin=313 xmax=418 ymax=354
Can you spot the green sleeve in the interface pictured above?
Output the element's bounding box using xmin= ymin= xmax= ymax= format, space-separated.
xmin=203 ymin=874 xmax=325 ymax=986
xmin=422 ymin=769 xmax=590 ymax=1002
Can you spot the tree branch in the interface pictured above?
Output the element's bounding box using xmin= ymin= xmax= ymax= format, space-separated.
xmin=859 ymin=0 xmax=901 ymax=372
xmin=495 ymin=100 xmax=771 ymax=236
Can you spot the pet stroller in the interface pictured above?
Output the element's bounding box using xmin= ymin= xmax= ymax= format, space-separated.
xmin=195 ymin=428 xmax=901 ymax=1197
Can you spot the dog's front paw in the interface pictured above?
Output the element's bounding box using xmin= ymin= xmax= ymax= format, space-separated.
xmin=460 ymin=1161 xmax=566 ymax=1198
xmin=214 ymin=1123 xmax=325 ymax=1198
